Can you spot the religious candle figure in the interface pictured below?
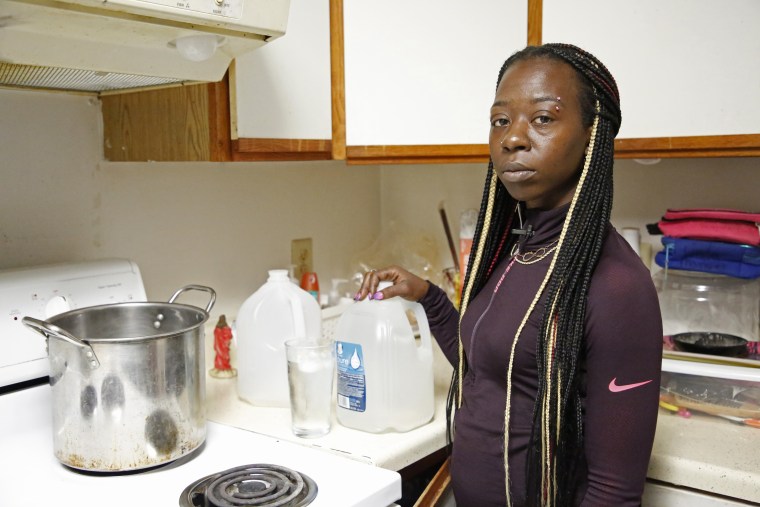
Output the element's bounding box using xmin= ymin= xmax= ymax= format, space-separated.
xmin=210 ymin=314 xmax=237 ymax=378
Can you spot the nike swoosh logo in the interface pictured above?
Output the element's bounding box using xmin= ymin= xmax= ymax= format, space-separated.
xmin=608 ymin=378 xmax=653 ymax=393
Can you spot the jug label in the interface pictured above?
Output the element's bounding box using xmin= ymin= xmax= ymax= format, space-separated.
xmin=336 ymin=341 xmax=366 ymax=412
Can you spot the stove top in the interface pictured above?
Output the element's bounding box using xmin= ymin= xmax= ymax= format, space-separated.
xmin=0 ymin=385 xmax=401 ymax=507
xmin=180 ymin=464 xmax=318 ymax=507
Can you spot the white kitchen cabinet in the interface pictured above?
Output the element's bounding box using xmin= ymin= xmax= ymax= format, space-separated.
xmin=343 ymin=0 xmax=528 ymax=147
xmin=232 ymin=0 xmax=332 ymax=141
xmin=543 ymin=0 xmax=760 ymax=140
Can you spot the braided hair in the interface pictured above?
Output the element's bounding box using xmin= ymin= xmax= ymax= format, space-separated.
xmin=450 ymin=43 xmax=621 ymax=507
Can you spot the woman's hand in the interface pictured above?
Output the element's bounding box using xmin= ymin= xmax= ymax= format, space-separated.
xmin=355 ymin=265 xmax=429 ymax=302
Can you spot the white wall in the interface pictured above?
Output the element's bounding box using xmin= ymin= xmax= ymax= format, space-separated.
xmin=2 ymin=87 xmax=758 ymax=320
xmin=379 ymin=158 xmax=760 ymax=273
xmin=0 ymin=89 xmax=381 ymax=319
xmin=1 ymin=90 xmax=103 ymax=262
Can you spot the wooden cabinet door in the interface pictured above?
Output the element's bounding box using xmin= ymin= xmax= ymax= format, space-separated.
xmin=343 ymin=0 xmax=528 ymax=149
xmin=543 ymin=0 xmax=760 ymax=140
xmin=231 ymin=0 xmax=333 ymax=160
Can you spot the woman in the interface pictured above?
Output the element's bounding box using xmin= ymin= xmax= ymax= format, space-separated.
xmin=356 ymin=44 xmax=662 ymax=506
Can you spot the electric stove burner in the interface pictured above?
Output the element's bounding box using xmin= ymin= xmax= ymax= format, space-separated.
xmin=179 ymin=463 xmax=318 ymax=507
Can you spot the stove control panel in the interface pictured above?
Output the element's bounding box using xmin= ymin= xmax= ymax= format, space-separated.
xmin=0 ymin=259 xmax=147 ymax=388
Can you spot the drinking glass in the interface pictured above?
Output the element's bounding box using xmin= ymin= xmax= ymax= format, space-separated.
xmin=285 ymin=339 xmax=335 ymax=438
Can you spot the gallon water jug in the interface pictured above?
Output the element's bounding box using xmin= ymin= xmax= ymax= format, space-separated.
xmin=335 ymin=282 xmax=434 ymax=432
xmin=236 ymin=269 xmax=322 ymax=407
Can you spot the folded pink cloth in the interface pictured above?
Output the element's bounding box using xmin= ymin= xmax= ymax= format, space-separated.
xmin=658 ymin=208 xmax=760 ymax=246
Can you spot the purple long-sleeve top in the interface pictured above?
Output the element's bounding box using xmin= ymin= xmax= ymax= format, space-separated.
xmin=420 ymin=204 xmax=663 ymax=507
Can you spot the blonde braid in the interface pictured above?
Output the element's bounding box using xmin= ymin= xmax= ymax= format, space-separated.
xmin=503 ymin=239 xmax=559 ymax=506
xmin=457 ymin=171 xmax=500 ymax=406
xmin=541 ymin=303 xmax=560 ymax=505
xmin=538 ymin=109 xmax=600 ymax=504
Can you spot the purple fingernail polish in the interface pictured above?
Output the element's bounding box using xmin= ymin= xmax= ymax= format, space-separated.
xmin=373 ymin=292 xmax=384 ymax=301
xmin=354 ymin=292 xmax=361 ymax=301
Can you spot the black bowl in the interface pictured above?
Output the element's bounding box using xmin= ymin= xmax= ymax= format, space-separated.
xmin=671 ymin=332 xmax=749 ymax=357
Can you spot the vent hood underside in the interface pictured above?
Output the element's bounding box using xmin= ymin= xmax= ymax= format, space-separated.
xmin=0 ymin=0 xmax=288 ymax=94
xmin=0 ymin=63 xmax=191 ymax=94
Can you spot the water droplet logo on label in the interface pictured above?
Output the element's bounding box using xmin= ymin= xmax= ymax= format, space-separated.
xmin=350 ymin=349 xmax=361 ymax=369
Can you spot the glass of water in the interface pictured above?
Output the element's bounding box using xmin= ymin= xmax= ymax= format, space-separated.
xmin=285 ymin=339 xmax=336 ymax=438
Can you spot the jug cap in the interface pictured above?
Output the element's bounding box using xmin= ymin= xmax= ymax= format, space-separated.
xmin=268 ymin=269 xmax=289 ymax=280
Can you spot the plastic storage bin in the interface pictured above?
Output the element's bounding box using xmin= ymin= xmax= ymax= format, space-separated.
xmin=653 ymin=269 xmax=760 ymax=343
xmin=659 ymin=358 xmax=760 ymax=426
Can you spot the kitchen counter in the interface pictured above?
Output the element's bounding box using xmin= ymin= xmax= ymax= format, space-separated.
xmin=205 ymin=313 xmax=453 ymax=473
xmin=205 ymin=370 xmax=450 ymax=472
xmin=648 ymin=410 xmax=760 ymax=503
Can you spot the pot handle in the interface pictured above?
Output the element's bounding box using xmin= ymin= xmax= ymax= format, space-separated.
xmin=21 ymin=317 xmax=100 ymax=370
xmin=168 ymin=285 xmax=216 ymax=314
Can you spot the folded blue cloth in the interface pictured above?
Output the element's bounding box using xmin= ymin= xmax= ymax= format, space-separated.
xmin=655 ymin=236 xmax=760 ymax=279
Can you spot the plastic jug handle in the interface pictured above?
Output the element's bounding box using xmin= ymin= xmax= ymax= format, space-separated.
xmin=403 ymin=300 xmax=432 ymax=351
xmin=286 ymin=289 xmax=307 ymax=339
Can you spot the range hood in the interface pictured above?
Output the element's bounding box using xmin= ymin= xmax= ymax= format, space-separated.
xmin=0 ymin=0 xmax=291 ymax=94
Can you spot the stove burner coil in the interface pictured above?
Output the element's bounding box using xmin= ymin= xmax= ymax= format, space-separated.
xmin=179 ymin=464 xmax=318 ymax=507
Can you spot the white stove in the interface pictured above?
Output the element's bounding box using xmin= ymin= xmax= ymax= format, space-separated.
xmin=0 ymin=385 xmax=400 ymax=506
xmin=0 ymin=260 xmax=401 ymax=507
xmin=0 ymin=258 xmax=148 ymax=387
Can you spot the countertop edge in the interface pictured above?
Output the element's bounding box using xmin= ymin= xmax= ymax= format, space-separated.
xmin=648 ymin=411 xmax=760 ymax=503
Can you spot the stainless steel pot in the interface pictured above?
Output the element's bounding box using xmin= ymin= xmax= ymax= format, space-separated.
xmin=22 ymin=285 xmax=215 ymax=472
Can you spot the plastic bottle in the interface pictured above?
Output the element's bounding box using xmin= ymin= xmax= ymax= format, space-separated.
xmin=328 ymin=278 xmax=349 ymax=307
xmin=300 ymin=272 xmax=320 ymax=302
xmin=236 ymin=269 xmax=322 ymax=407
xmin=459 ymin=208 xmax=478 ymax=298
xmin=334 ymin=282 xmax=434 ymax=432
